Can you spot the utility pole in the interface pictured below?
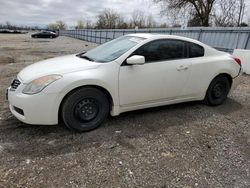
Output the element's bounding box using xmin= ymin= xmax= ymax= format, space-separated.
xmin=238 ymin=0 xmax=245 ymax=26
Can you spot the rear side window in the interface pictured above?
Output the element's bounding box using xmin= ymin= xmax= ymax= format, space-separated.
xmin=133 ymin=39 xmax=187 ymax=62
xmin=189 ymin=42 xmax=204 ymax=58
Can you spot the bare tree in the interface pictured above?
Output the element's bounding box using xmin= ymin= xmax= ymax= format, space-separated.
xmin=213 ymin=0 xmax=245 ymax=27
xmin=96 ymin=9 xmax=119 ymax=29
xmin=237 ymin=0 xmax=245 ymax=26
xmin=48 ymin=20 xmax=67 ymax=30
xmin=131 ymin=10 xmax=146 ymax=28
xmin=56 ymin=21 xmax=67 ymax=30
xmin=86 ymin=19 xmax=93 ymax=29
xmin=159 ymin=23 xmax=169 ymax=28
xmin=117 ymin=15 xmax=129 ymax=29
xmin=146 ymin=14 xmax=157 ymax=28
xmin=48 ymin=23 xmax=58 ymax=30
xmin=5 ymin=21 xmax=12 ymax=29
xmin=75 ymin=20 xmax=85 ymax=29
xmin=213 ymin=0 xmax=239 ymax=26
xmin=154 ymin=0 xmax=248 ymax=27
xmin=154 ymin=0 xmax=216 ymax=26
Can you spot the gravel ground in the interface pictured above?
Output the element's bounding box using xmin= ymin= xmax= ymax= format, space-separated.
xmin=0 ymin=33 xmax=249 ymax=188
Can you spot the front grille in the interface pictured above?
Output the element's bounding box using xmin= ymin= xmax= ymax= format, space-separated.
xmin=11 ymin=79 xmax=21 ymax=90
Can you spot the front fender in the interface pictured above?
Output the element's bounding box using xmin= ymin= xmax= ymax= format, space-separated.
xmin=42 ymin=65 xmax=120 ymax=107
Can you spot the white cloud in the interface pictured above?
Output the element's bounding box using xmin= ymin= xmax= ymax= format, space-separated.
xmin=0 ymin=0 xmax=164 ymax=27
xmin=0 ymin=0 xmax=249 ymax=27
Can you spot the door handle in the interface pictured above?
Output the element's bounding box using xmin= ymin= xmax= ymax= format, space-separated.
xmin=177 ymin=65 xmax=189 ymax=71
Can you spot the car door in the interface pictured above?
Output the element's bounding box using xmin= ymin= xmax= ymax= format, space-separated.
xmin=119 ymin=39 xmax=192 ymax=106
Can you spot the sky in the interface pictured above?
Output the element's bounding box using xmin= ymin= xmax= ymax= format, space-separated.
xmin=0 ymin=0 xmax=250 ymax=27
xmin=0 ymin=0 xmax=164 ymax=27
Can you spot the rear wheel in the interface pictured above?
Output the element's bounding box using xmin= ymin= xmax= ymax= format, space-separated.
xmin=61 ymin=87 xmax=109 ymax=132
xmin=204 ymin=75 xmax=231 ymax=106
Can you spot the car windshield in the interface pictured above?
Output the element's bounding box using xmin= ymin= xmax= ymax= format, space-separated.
xmin=80 ymin=36 xmax=145 ymax=63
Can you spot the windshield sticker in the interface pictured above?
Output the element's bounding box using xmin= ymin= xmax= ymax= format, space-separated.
xmin=129 ymin=37 xmax=144 ymax=43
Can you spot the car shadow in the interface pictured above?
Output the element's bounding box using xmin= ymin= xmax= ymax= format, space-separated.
xmin=0 ymin=98 xmax=243 ymax=158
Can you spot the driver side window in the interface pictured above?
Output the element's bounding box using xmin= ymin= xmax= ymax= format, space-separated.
xmin=132 ymin=39 xmax=187 ymax=63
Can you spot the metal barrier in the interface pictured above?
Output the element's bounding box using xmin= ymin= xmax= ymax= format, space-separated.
xmin=60 ymin=27 xmax=250 ymax=52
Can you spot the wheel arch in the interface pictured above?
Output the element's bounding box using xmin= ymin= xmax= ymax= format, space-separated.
xmin=204 ymin=73 xmax=233 ymax=106
xmin=204 ymin=72 xmax=233 ymax=100
xmin=58 ymin=85 xmax=114 ymax=123
xmin=212 ymin=73 xmax=233 ymax=87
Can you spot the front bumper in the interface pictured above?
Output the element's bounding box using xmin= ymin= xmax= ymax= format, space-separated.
xmin=7 ymin=85 xmax=62 ymax=125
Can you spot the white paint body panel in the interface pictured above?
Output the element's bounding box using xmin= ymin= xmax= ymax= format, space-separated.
xmin=8 ymin=34 xmax=241 ymax=125
xmin=233 ymin=49 xmax=250 ymax=74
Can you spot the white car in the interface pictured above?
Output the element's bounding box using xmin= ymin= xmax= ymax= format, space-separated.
xmin=7 ymin=34 xmax=242 ymax=132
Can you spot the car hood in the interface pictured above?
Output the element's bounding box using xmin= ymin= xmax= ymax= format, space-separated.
xmin=18 ymin=54 xmax=100 ymax=83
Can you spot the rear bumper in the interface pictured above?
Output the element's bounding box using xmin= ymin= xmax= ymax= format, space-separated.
xmin=230 ymin=68 xmax=243 ymax=94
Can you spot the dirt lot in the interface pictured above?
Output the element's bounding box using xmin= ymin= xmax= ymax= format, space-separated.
xmin=0 ymin=34 xmax=249 ymax=188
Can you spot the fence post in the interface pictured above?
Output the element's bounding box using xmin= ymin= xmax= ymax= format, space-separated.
xmin=104 ymin=30 xmax=107 ymax=43
xmin=91 ymin=30 xmax=93 ymax=42
xmin=87 ymin=29 xmax=88 ymax=41
xmin=113 ymin=30 xmax=116 ymax=40
xmin=95 ymin=30 xmax=97 ymax=43
xmin=99 ymin=30 xmax=102 ymax=44
xmin=244 ymin=32 xmax=250 ymax=49
xmin=236 ymin=29 xmax=240 ymax=49
xmin=198 ymin=29 xmax=203 ymax=41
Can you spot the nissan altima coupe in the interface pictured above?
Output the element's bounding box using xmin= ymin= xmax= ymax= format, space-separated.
xmin=7 ymin=34 xmax=242 ymax=132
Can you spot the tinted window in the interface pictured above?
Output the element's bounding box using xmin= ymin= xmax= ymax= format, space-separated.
xmin=133 ymin=39 xmax=186 ymax=62
xmin=189 ymin=43 xmax=204 ymax=58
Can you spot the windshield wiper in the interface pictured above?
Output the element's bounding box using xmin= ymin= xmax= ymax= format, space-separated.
xmin=80 ymin=55 xmax=94 ymax=62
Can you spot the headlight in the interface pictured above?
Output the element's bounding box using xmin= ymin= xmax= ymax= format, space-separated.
xmin=23 ymin=74 xmax=62 ymax=95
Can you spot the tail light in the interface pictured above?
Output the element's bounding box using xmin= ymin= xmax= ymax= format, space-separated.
xmin=233 ymin=57 xmax=242 ymax=66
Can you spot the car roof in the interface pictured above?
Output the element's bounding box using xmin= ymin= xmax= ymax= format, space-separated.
xmin=127 ymin=33 xmax=203 ymax=45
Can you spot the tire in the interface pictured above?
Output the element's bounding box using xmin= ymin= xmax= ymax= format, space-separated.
xmin=204 ymin=75 xmax=231 ymax=106
xmin=61 ymin=87 xmax=109 ymax=132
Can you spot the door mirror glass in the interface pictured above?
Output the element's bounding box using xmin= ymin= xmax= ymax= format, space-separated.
xmin=126 ymin=55 xmax=145 ymax=65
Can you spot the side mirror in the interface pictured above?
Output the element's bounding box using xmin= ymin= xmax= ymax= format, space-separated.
xmin=126 ymin=55 xmax=145 ymax=65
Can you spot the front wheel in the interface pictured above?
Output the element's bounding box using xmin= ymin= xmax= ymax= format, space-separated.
xmin=61 ymin=87 xmax=109 ymax=132
xmin=204 ymin=75 xmax=231 ymax=106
